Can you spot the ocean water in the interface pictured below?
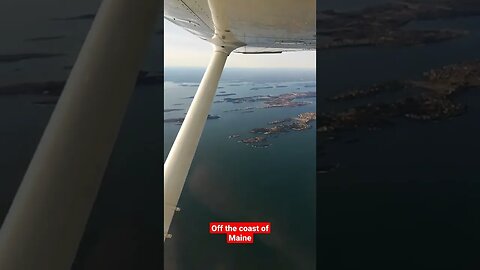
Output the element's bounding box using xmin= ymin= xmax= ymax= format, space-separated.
xmin=316 ymin=12 xmax=480 ymax=269
xmin=163 ymin=68 xmax=316 ymax=270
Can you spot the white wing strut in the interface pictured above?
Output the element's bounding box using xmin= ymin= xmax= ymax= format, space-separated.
xmin=163 ymin=0 xmax=243 ymax=241
xmin=164 ymin=46 xmax=230 ymax=240
xmin=0 ymin=1 xmax=160 ymax=269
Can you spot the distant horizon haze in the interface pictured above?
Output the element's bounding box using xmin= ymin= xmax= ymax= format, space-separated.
xmin=164 ymin=19 xmax=316 ymax=69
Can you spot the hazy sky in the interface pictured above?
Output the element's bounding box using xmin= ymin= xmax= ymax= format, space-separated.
xmin=163 ymin=19 xmax=315 ymax=69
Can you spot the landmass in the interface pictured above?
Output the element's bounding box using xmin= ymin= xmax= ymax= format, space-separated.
xmin=317 ymin=59 xmax=480 ymax=174
xmin=318 ymin=163 xmax=340 ymax=174
xmin=33 ymin=99 xmax=58 ymax=105
xmin=135 ymin=70 xmax=163 ymax=85
xmin=0 ymin=81 xmax=65 ymax=96
xmin=184 ymin=92 xmax=236 ymax=99
xmin=222 ymin=91 xmax=316 ymax=109
xmin=327 ymin=81 xmax=406 ymax=101
xmin=236 ymin=112 xmax=316 ymax=148
xmin=164 ymin=109 xmax=183 ymax=113
xmin=52 ymin=14 xmax=95 ymax=21
xmin=164 ymin=114 xmax=220 ymax=124
xmin=317 ymin=0 xmax=480 ymax=50
xmin=318 ymin=60 xmax=480 ymax=138
xmin=0 ymin=70 xmax=163 ymax=98
xmin=251 ymin=112 xmax=316 ymax=135
xmin=263 ymin=92 xmax=316 ymax=108
xmin=250 ymin=86 xmax=273 ymax=91
xmin=223 ymin=106 xmax=255 ymax=113
xmin=0 ymin=53 xmax=63 ymax=63
xmin=25 ymin=35 xmax=66 ymax=42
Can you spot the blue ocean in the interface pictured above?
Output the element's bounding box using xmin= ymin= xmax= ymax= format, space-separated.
xmin=163 ymin=68 xmax=316 ymax=269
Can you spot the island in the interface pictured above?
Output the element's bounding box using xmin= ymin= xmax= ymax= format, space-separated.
xmin=318 ymin=60 xmax=480 ymax=138
xmin=0 ymin=53 xmax=63 ymax=63
xmin=164 ymin=108 xmax=183 ymax=113
xmin=0 ymin=70 xmax=163 ymax=99
xmin=25 ymin=35 xmax=66 ymax=42
xmin=164 ymin=114 xmax=220 ymax=124
xmin=236 ymin=112 xmax=316 ymax=148
xmin=52 ymin=14 xmax=95 ymax=21
xmin=222 ymin=91 xmax=316 ymax=110
xmin=317 ymin=0 xmax=480 ymax=50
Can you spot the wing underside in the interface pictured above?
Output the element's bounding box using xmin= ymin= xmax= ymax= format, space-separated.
xmin=164 ymin=0 xmax=316 ymax=53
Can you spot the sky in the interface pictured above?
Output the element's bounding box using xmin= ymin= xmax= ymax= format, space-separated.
xmin=163 ymin=19 xmax=316 ymax=69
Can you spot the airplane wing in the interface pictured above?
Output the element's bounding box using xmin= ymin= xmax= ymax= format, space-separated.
xmin=164 ymin=0 xmax=316 ymax=53
xmin=164 ymin=0 xmax=315 ymax=240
